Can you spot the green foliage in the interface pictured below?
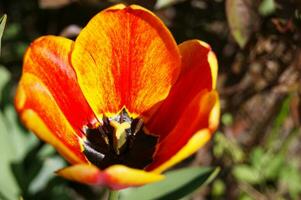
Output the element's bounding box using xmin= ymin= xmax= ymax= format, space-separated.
xmin=0 ymin=111 xmax=20 ymax=200
xmin=233 ymin=145 xmax=301 ymax=199
xmin=279 ymin=161 xmax=301 ymax=199
xmin=0 ymin=107 xmax=38 ymax=199
xmin=213 ymin=132 xmax=245 ymax=163
xmin=230 ymin=96 xmax=301 ymax=199
xmin=266 ymin=96 xmax=292 ymax=149
xmin=233 ymin=147 xmax=286 ymax=184
xmin=259 ymin=0 xmax=276 ymax=16
xmin=120 ymin=167 xmax=220 ymax=200
xmin=0 ymin=14 xmax=7 ymax=54
xmin=226 ymin=0 xmax=256 ymax=48
xmin=211 ymin=179 xmax=225 ymax=199
xmin=221 ymin=113 xmax=233 ymax=126
xmin=233 ymin=164 xmax=262 ymax=184
xmin=0 ymin=66 xmax=10 ymax=102
xmin=2 ymin=22 xmax=20 ymax=40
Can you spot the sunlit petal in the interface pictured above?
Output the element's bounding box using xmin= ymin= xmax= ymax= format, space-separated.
xmin=71 ymin=4 xmax=181 ymax=118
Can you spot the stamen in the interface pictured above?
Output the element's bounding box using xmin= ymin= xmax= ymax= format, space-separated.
xmin=83 ymin=141 xmax=105 ymax=166
xmin=82 ymin=108 xmax=158 ymax=169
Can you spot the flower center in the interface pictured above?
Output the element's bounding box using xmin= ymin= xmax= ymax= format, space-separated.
xmin=82 ymin=109 xmax=158 ymax=169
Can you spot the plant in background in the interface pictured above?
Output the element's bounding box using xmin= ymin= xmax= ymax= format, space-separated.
xmin=14 ymin=4 xmax=219 ymax=198
xmin=0 ymin=14 xmax=6 ymax=55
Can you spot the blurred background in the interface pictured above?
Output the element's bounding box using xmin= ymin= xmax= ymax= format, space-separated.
xmin=0 ymin=0 xmax=301 ymax=199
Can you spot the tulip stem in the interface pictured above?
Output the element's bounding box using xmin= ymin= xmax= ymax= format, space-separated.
xmin=108 ymin=190 xmax=119 ymax=200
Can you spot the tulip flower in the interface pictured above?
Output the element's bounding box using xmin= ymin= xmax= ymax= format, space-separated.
xmin=15 ymin=4 xmax=220 ymax=190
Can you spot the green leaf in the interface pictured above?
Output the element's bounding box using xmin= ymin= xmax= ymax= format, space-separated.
xmin=0 ymin=112 xmax=20 ymax=200
xmin=155 ymin=0 xmax=184 ymax=9
xmin=226 ymin=0 xmax=258 ymax=48
xmin=279 ymin=162 xmax=301 ymax=199
xmin=221 ymin=113 xmax=233 ymax=126
xmin=249 ymin=147 xmax=285 ymax=181
xmin=0 ymin=105 xmax=37 ymax=198
xmin=211 ymin=179 xmax=225 ymax=197
xmin=249 ymin=147 xmax=264 ymax=169
xmin=266 ymin=96 xmax=291 ymax=149
xmin=239 ymin=193 xmax=254 ymax=200
xmin=29 ymin=156 xmax=65 ymax=194
xmin=213 ymin=132 xmax=245 ymax=162
xmin=2 ymin=23 xmax=20 ymax=40
xmin=259 ymin=0 xmax=276 ymax=16
xmin=3 ymin=105 xmax=37 ymax=160
xmin=0 ymin=14 xmax=7 ymax=54
xmin=120 ymin=167 xmax=220 ymax=200
xmin=233 ymin=165 xmax=262 ymax=184
xmin=263 ymin=154 xmax=284 ymax=180
xmin=0 ymin=65 xmax=10 ymax=102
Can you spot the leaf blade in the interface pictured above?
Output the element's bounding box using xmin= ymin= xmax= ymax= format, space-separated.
xmin=120 ymin=167 xmax=220 ymax=200
xmin=0 ymin=14 xmax=7 ymax=54
xmin=226 ymin=0 xmax=259 ymax=48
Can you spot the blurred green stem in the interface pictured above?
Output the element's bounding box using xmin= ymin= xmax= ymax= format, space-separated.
xmin=108 ymin=190 xmax=119 ymax=200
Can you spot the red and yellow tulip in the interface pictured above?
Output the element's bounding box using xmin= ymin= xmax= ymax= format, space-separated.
xmin=15 ymin=4 xmax=220 ymax=190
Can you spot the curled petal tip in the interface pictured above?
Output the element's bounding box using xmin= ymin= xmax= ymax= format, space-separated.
xmin=56 ymin=164 xmax=164 ymax=190
xmin=56 ymin=164 xmax=102 ymax=185
xmin=104 ymin=165 xmax=164 ymax=189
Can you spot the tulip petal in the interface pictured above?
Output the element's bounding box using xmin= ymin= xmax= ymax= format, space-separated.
xmin=209 ymin=94 xmax=220 ymax=132
xmin=71 ymin=4 xmax=181 ymax=118
xmin=151 ymin=129 xmax=211 ymax=173
xmin=15 ymin=74 xmax=87 ymax=164
xmin=20 ymin=35 xmax=96 ymax=132
xmin=147 ymin=90 xmax=218 ymax=171
xmin=179 ymin=40 xmax=217 ymax=90
xmin=144 ymin=40 xmax=217 ymax=139
xmin=57 ymin=164 xmax=164 ymax=190
xmin=56 ymin=164 xmax=103 ymax=185
xmin=151 ymin=95 xmax=220 ymax=173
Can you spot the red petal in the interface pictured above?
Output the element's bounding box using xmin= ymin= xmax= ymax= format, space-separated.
xmin=71 ymin=4 xmax=181 ymax=118
xmin=15 ymin=36 xmax=97 ymax=164
xmin=147 ymin=91 xmax=218 ymax=171
xmin=144 ymin=40 xmax=217 ymax=140
xmin=20 ymin=36 xmax=96 ymax=132
xmin=15 ymin=74 xmax=87 ymax=164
